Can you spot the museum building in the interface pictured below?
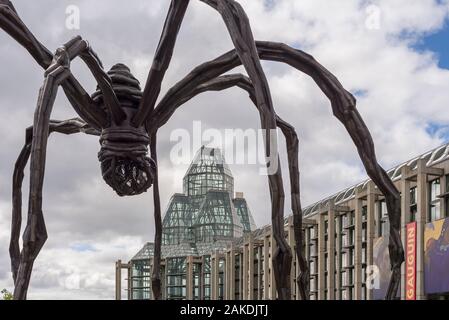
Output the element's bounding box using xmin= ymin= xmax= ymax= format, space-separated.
xmin=115 ymin=144 xmax=449 ymax=300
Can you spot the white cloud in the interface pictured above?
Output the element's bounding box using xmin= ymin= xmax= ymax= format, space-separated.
xmin=1 ymin=0 xmax=449 ymax=299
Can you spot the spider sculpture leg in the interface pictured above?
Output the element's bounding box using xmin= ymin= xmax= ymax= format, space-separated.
xmin=197 ymin=0 xmax=292 ymax=300
xmin=0 ymin=1 xmax=108 ymax=129
xmin=276 ymin=118 xmax=310 ymax=300
xmin=141 ymin=0 xmax=293 ymax=299
xmin=62 ymin=35 xmax=127 ymax=124
xmin=148 ymin=133 xmax=163 ymax=300
xmin=133 ymin=0 xmax=190 ymax=127
xmin=13 ymin=39 xmax=103 ymax=299
xmin=11 ymin=119 xmax=98 ymax=283
xmin=152 ymin=38 xmax=403 ymax=299
xmin=13 ymin=52 xmax=72 ymax=300
xmin=148 ymin=73 xmax=310 ymax=299
xmin=131 ymin=0 xmax=190 ymax=300
xmin=229 ymin=74 xmax=310 ymax=300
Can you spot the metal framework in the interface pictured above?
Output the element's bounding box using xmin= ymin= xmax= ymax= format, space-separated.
xmin=162 ymin=194 xmax=194 ymax=245
xmin=233 ymin=197 xmax=256 ymax=233
xmin=0 ymin=0 xmax=403 ymax=300
xmin=162 ymin=147 xmax=252 ymax=247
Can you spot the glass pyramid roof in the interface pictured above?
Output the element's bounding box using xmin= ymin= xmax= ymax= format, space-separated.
xmin=233 ymin=197 xmax=256 ymax=232
xmin=135 ymin=147 xmax=256 ymax=260
xmin=183 ymin=146 xmax=233 ymax=197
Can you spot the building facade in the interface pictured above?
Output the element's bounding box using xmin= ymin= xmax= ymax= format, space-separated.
xmin=116 ymin=144 xmax=449 ymax=300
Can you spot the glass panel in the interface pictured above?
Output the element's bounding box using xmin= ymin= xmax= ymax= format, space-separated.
xmin=166 ymin=258 xmax=187 ymax=300
xmin=429 ymin=179 xmax=442 ymax=222
xmin=131 ymin=259 xmax=152 ymax=300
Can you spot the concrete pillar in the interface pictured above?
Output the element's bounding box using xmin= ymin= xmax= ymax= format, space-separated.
xmin=211 ymin=255 xmax=215 ymax=300
xmin=115 ymin=260 xmax=122 ymax=300
xmin=225 ymin=250 xmax=229 ymax=299
xmin=295 ymin=233 xmax=301 ymax=301
xmin=229 ymin=245 xmax=236 ymax=299
xmin=269 ymin=234 xmax=277 ymax=299
xmin=186 ymin=256 xmax=194 ymax=300
xmin=318 ymin=212 xmax=326 ymax=300
xmin=400 ymin=165 xmax=411 ymax=300
xmin=258 ymin=246 xmax=264 ymax=300
xmin=304 ymin=224 xmax=313 ymax=300
xmin=335 ymin=215 xmax=342 ymax=300
xmin=209 ymin=257 xmax=214 ymax=300
xmin=416 ymin=160 xmax=428 ymax=300
xmin=366 ymin=182 xmax=376 ymax=300
xmin=328 ymin=204 xmax=336 ymax=300
xmin=287 ymin=217 xmax=296 ymax=299
xmin=225 ymin=249 xmax=231 ymax=299
xmin=127 ymin=264 xmax=132 ymax=300
xmin=440 ymin=175 xmax=449 ymax=217
xmin=239 ymin=252 xmax=244 ymax=299
xmin=263 ymin=236 xmax=270 ymax=300
xmin=248 ymin=234 xmax=255 ymax=300
xmin=200 ymin=257 xmax=205 ymax=300
xmin=225 ymin=244 xmax=236 ymax=300
xmin=211 ymin=252 xmax=220 ymax=300
xmin=354 ymin=192 xmax=363 ymax=300
xmin=242 ymin=238 xmax=248 ymax=300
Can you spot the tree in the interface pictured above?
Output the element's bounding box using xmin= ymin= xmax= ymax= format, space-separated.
xmin=1 ymin=289 xmax=13 ymax=300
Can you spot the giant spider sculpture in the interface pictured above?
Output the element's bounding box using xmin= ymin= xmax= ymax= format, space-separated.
xmin=1 ymin=0 xmax=404 ymax=300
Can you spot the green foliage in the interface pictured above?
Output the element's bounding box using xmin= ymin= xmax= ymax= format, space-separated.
xmin=1 ymin=289 xmax=13 ymax=300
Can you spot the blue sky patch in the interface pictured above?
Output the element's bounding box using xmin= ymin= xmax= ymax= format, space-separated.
xmin=426 ymin=122 xmax=449 ymax=140
xmin=70 ymin=243 xmax=97 ymax=252
xmin=263 ymin=0 xmax=276 ymax=10
xmin=352 ymin=89 xmax=369 ymax=98
xmin=413 ymin=22 xmax=449 ymax=70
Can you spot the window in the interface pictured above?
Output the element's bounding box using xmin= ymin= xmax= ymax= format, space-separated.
xmin=349 ymin=211 xmax=355 ymax=227
xmin=234 ymin=254 xmax=241 ymax=300
xmin=445 ymin=175 xmax=449 ymax=218
xmin=378 ymin=200 xmax=389 ymax=237
xmin=203 ymin=256 xmax=211 ymax=300
xmin=362 ymin=247 xmax=366 ymax=265
xmin=193 ymin=263 xmax=201 ymax=300
xmin=349 ymin=268 xmax=354 ymax=286
xmin=341 ymin=252 xmax=347 ymax=269
xmin=218 ymin=259 xmax=225 ymax=300
xmin=166 ymin=258 xmax=187 ymax=300
xmin=410 ymin=187 xmax=417 ymax=223
xmin=362 ymin=226 xmax=367 ymax=243
xmin=349 ymin=249 xmax=355 ymax=267
xmin=310 ymin=260 xmax=316 ymax=274
xmin=342 ymin=289 xmax=349 ymax=300
xmin=310 ymin=226 xmax=317 ymax=240
xmin=361 ymin=284 xmax=366 ymax=300
xmin=339 ymin=213 xmax=347 ymax=299
xmin=429 ymin=179 xmax=442 ymax=222
xmin=362 ymin=206 xmax=368 ymax=243
xmin=131 ymin=260 xmax=152 ymax=300
xmin=349 ymin=228 xmax=355 ymax=247
xmin=324 ymin=253 xmax=329 ymax=272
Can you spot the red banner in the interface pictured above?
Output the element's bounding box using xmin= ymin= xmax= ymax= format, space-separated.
xmin=405 ymin=222 xmax=417 ymax=300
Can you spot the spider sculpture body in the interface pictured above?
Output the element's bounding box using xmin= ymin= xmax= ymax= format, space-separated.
xmin=1 ymin=0 xmax=404 ymax=300
xmin=95 ymin=63 xmax=156 ymax=197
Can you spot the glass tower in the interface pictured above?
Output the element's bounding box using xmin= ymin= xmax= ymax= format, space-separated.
xmin=129 ymin=146 xmax=256 ymax=299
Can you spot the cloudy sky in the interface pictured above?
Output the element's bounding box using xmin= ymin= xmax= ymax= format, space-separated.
xmin=1 ymin=0 xmax=449 ymax=299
